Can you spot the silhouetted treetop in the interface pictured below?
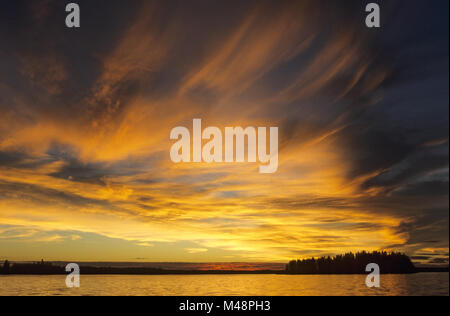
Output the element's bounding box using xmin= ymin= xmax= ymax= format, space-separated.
xmin=286 ymin=251 xmax=416 ymax=274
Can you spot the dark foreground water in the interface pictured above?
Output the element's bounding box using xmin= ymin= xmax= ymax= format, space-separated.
xmin=0 ymin=273 xmax=448 ymax=296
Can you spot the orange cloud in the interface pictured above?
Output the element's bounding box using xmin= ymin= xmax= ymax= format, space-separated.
xmin=0 ymin=0 xmax=447 ymax=262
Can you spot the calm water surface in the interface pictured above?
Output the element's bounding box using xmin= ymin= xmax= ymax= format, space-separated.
xmin=0 ymin=273 xmax=448 ymax=296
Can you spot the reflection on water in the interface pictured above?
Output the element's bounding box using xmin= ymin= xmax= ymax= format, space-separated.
xmin=0 ymin=273 xmax=448 ymax=296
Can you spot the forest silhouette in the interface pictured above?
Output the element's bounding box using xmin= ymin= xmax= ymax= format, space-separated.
xmin=1 ymin=251 xmax=447 ymax=275
xmin=286 ymin=251 xmax=416 ymax=274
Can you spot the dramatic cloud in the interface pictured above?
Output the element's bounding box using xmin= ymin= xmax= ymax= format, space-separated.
xmin=0 ymin=0 xmax=448 ymax=264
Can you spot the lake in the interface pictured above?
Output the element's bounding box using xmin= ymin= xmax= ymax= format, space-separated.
xmin=0 ymin=273 xmax=448 ymax=296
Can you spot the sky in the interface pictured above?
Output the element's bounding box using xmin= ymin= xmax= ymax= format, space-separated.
xmin=0 ymin=0 xmax=448 ymax=266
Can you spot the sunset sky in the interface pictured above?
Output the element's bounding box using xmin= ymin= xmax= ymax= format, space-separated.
xmin=0 ymin=0 xmax=448 ymax=266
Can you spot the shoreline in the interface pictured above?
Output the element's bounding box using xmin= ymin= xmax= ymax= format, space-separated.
xmin=1 ymin=268 xmax=448 ymax=276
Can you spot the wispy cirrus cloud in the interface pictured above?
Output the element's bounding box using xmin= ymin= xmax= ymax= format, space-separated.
xmin=0 ymin=0 xmax=447 ymax=264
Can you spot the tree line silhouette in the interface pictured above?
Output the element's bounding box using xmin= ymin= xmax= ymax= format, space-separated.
xmin=3 ymin=251 xmax=445 ymax=275
xmin=1 ymin=259 xmax=62 ymax=275
xmin=0 ymin=260 xmax=280 ymax=275
xmin=286 ymin=251 xmax=416 ymax=274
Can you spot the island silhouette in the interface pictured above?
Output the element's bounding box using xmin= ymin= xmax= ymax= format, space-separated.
xmin=286 ymin=251 xmax=416 ymax=274
xmin=1 ymin=252 xmax=448 ymax=275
